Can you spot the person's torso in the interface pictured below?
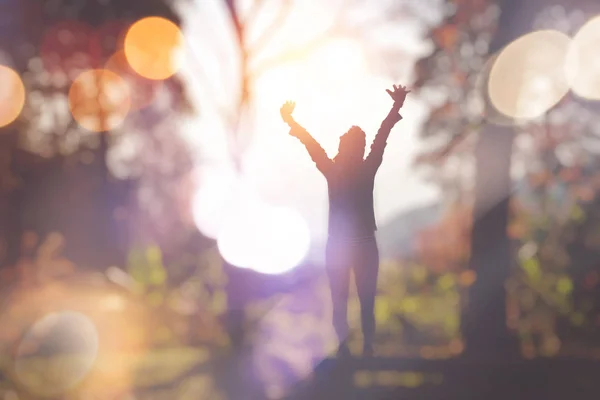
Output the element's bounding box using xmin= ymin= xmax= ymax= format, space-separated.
xmin=325 ymin=162 xmax=377 ymax=238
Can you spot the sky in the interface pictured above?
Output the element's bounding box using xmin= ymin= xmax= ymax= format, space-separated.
xmin=178 ymin=0 xmax=441 ymax=250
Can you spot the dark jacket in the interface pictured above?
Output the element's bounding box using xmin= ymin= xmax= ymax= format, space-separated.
xmin=289 ymin=111 xmax=402 ymax=239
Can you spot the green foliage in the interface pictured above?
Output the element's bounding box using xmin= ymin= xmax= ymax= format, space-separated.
xmin=521 ymin=257 xmax=541 ymax=281
xmin=127 ymin=245 xmax=167 ymax=289
xmin=511 ymin=173 xmax=600 ymax=355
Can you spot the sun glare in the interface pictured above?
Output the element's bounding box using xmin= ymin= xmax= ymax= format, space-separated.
xmin=0 ymin=65 xmax=25 ymax=128
xmin=309 ymin=38 xmax=367 ymax=86
xmin=124 ymin=17 xmax=183 ymax=80
xmin=255 ymin=37 xmax=366 ymax=105
xmin=252 ymin=36 xmax=369 ymax=155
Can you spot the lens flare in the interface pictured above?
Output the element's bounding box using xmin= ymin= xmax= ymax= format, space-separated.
xmin=1 ymin=283 xmax=151 ymax=397
xmin=196 ymin=168 xmax=308 ymax=273
xmin=68 ymin=69 xmax=131 ymax=132
xmin=124 ymin=17 xmax=183 ymax=80
xmin=488 ymin=30 xmax=570 ymax=120
xmin=14 ymin=311 xmax=99 ymax=397
xmin=0 ymin=65 xmax=25 ymax=128
xmin=252 ymin=207 xmax=311 ymax=274
xmin=192 ymin=167 xmax=239 ymax=239
xmin=566 ymin=16 xmax=600 ymax=100
xmin=217 ymin=197 xmax=310 ymax=274
xmin=217 ymin=198 xmax=265 ymax=270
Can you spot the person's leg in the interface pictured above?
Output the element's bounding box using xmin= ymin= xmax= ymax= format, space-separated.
xmin=325 ymin=239 xmax=352 ymax=355
xmin=353 ymin=238 xmax=380 ymax=356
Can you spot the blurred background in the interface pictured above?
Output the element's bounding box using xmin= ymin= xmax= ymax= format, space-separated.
xmin=1 ymin=0 xmax=600 ymax=399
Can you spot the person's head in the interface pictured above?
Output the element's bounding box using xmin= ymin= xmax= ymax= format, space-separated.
xmin=334 ymin=126 xmax=366 ymax=163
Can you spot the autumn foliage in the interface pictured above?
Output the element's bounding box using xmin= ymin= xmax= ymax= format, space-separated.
xmin=414 ymin=204 xmax=473 ymax=273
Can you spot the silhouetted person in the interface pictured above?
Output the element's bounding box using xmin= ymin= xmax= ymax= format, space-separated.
xmin=280 ymin=84 xmax=410 ymax=357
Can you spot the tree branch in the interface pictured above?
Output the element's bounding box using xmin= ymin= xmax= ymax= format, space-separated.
xmin=225 ymin=0 xmax=243 ymax=43
xmin=242 ymin=0 xmax=268 ymax=27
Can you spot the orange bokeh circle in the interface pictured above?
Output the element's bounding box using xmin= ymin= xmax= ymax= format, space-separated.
xmin=0 ymin=65 xmax=26 ymax=128
xmin=68 ymin=69 xmax=131 ymax=132
xmin=124 ymin=17 xmax=183 ymax=81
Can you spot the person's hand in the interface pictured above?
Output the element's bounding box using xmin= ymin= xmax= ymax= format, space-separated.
xmin=386 ymin=84 xmax=410 ymax=107
xmin=280 ymin=101 xmax=296 ymax=125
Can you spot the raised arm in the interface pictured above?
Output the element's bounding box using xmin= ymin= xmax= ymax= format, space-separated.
xmin=365 ymin=85 xmax=410 ymax=171
xmin=280 ymin=101 xmax=333 ymax=176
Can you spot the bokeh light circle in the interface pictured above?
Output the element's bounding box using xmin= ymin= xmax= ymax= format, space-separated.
xmin=565 ymin=16 xmax=600 ymax=100
xmin=217 ymin=197 xmax=265 ymax=270
xmin=14 ymin=311 xmax=99 ymax=397
xmin=252 ymin=207 xmax=311 ymax=275
xmin=0 ymin=65 xmax=25 ymax=128
xmin=124 ymin=17 xmax=183 ymax=80
xmin=192 ymin=167 xmax=239 ymax=239
xmin=218 ymin=202 xmax=310 ymax=274
xmin=474 ymin=53 xmax=515 ymax=126
xmin=488 ymin=30 xmax=571 ymax=120
xmin=69 ymin=69 xmax=131 ymax=132
xmin=194 ymin=168 xmax=310 ymax=274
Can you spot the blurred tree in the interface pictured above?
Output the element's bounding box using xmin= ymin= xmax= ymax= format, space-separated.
xmin=412 ymin=0 xmax=500 ymax=202
xmin=412 ymin=0 xmax=514 ymax=358
xmin=201 ymin=0 xmax=437 ymax=168
xmin=411 ymin=0 xmax=591 ymax=358
xmin=1 ymin=0 xmax=441 ymax=269
xmin=0 ymin=0 xmax=450 ymax=397
xmin=414 ymin=203 xmax=472 ymax=273
xmin=507 ymin=99 xmax=600 ymax=354
xmin=414 ymin=0 xmax=600 ymax=358
xmin=0 ymin=0 xmax=195 ymax=270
